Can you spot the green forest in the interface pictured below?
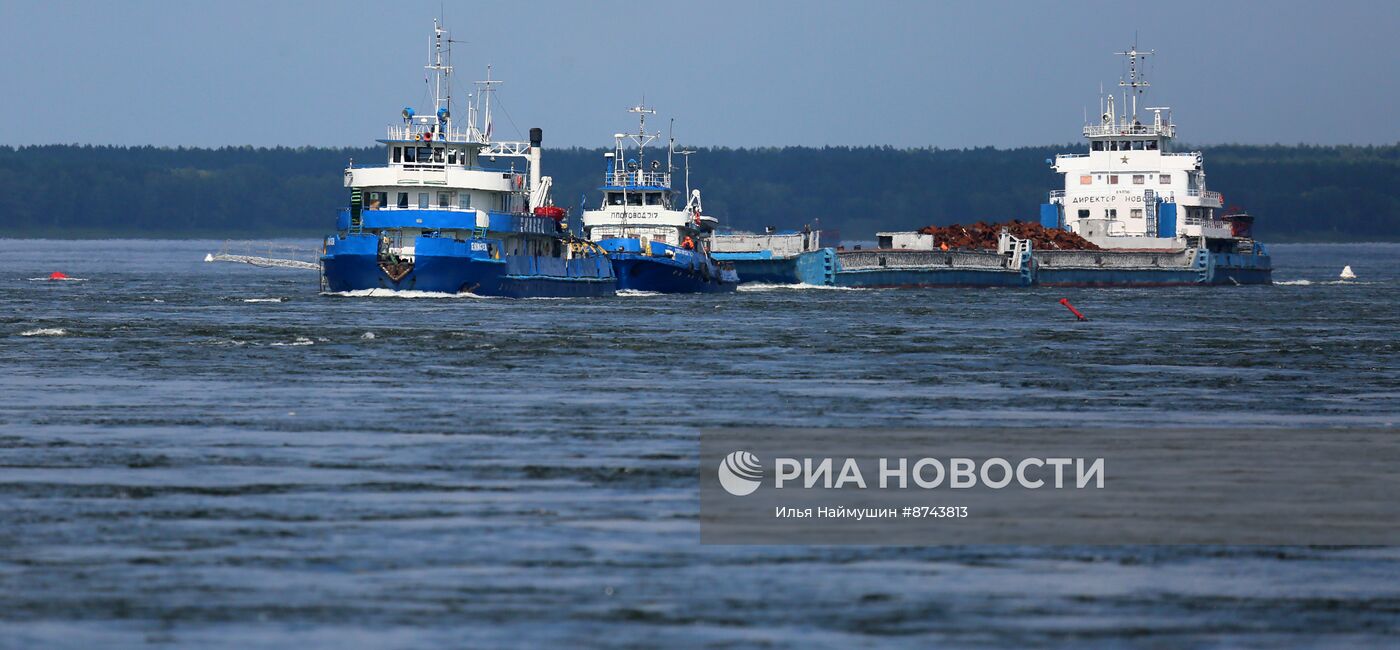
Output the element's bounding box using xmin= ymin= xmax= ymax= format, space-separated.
xmin=2 ymin=143 xmax=1397 ymax=241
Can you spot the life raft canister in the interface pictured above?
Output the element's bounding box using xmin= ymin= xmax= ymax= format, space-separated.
xmin=532 ymin=206 xmax=567 ymax=221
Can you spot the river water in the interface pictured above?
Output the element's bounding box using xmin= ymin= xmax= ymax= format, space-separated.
xmin=1 ymin=240 xmax=1397 ymax=648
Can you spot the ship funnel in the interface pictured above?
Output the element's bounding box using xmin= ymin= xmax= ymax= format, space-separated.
xmin=528 ymin=127 xmax=543 ymax=203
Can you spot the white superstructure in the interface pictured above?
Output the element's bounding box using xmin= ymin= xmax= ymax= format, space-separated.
xmin=1047 ymin=44 xmax=1230 ymax=249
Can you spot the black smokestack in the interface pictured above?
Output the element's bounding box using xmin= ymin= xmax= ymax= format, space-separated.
xmin=529 ymin=128 xmax=542 ymax=148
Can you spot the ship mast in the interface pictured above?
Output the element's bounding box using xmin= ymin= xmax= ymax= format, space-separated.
xmin=426 ymin=19 xmax=453 ymax=135
xmin=626 ymin=103 xmax=658 ymax=172
xmin=1116 ymin=41 xmax=1153 ymax=125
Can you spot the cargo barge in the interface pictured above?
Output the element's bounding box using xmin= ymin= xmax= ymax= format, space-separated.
xmin=710 ymin=227 xmax=837 ymax=285
xmin=832 ymin=42 xmax=1271 ymax=289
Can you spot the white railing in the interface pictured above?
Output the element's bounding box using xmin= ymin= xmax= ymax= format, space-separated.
xmin=604 ymin=170 xmax=671 ymax=187
xmin=386 ymin=123 xmax=474 ymax=143
xmin=484 ymin=141 xmax=532 ymax=157
xmin=1083 ymin=123 xmax=1175 ymax=138
xmin=1187 ymin=189 xmax=1222 ymax=203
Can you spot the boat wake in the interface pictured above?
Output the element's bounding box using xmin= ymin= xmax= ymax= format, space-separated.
xmin=28 ymin=277 xmax=87 ymax=282
xmin=242 ymin=297 xmax=289 ymax=303
xmin=615 ymin=289 xmax=663 ymax=297
xmin=19 ymin=328 xmax=67 ymax=337
xmin=737 ymin=283 xmax=861 ymax=292
xmin=1276 ymin=279 xmax=1377 ymax=286
xmin=270 ymin=337 xmax=316 ymax=347
xmin=322 ymin=289 xmax=495 ymax=299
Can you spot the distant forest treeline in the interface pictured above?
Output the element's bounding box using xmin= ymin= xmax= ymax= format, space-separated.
xmin=2 ymin=143 xmax=1398 ymax=241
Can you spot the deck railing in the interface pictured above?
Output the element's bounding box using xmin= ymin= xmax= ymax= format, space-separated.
xmin=603 ymin=170 xmax=671 ymax=188
xmin=386 ymin=124 xmax=474 ymax=143
xmin=1083 ymin=123 xmax=1176 ymax=138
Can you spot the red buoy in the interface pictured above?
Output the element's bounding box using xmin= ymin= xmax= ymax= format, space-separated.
xmin=48 ymin=272 xmax=69 ymax=281
xmin=1059 ymin=298 xmax=1087 ymax=321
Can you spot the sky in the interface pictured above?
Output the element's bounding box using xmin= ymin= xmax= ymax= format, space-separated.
xmin=2 ymin=0 xmax=1398 ymax=149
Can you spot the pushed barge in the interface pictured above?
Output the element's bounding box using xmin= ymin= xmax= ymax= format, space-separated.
xmin=710 ymin=227 xmax=837 ymax=286
xmin=834 ymin=42 xmax=1270 ymax=288
xmin=320 ymin=21 xmax=614 ymax=297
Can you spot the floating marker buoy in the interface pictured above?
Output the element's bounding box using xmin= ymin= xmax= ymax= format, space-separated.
xmin=48 ymin=272 xmax=68 ymax=280
xmin=1340 ymin=265 xmax=1356 ymax=280
xmin=1059 ymin=298 xmax=1087 ymax=321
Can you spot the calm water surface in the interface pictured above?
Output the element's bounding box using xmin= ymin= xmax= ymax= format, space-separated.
xmin=1 ymin=240 xmax=1398 ymax=648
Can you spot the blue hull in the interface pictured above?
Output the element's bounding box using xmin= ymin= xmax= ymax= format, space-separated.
xmin=321 ymin=234 xmax=616 ymax=298
xmin=834 ymin=267 xmax=1028 ymax=288
xmin=834 ymin=251 xmax=1271 ymax=288
xmin=613 ymin=255 xmax=737 ymax=293
xmin=1034 ymin=269 xmax=1203 ymax=286
xmin=713 ymin=249 xmax=837 ymax=285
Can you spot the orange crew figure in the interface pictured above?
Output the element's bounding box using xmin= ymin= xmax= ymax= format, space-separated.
xmin=681 ymin=235 xmax=695 ymax=250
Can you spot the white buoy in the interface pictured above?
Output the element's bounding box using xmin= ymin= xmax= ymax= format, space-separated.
xmin=204 ymin=253 xmax=214 ymax=262
xmin=1340 ymin=265 xmax=1356 ymax=280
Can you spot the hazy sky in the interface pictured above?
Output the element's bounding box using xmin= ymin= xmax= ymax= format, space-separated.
xmin=3 ymin=0 xmax=1397 ymax=149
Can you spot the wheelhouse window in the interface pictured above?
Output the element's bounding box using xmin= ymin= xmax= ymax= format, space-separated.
xmin=626 ymin=193 xmax=642 ymax=206
xmin=1079 ymin=175 xmax=1092 ymax=185
xmin=1146 ymin=140 xmax=1159 ymax=150
xmin=447 ymin=150 xmax=457 ymax=165
xmin=1132 ymin=141 xmax=1145 ymax=151
xmin=1109 ymin=175 xmax=1119 ymax=185
xmin=418 ymin=192 xmax=429 ymax=209
xmin=645 ymin=192 xmax=663 ymax=205
xmin=608 ymin=192 xmax=623 ymax=205
xmin=392 ymin=147 xmax=402 ymax=163
xmin=1133 ymin=175 xmax=1145 ymax=185
xmin=397 ymin=192 xmax=409 ymax=209
xmin=438 ymin=192 xmax=452 ymax=209
xmin=1091 ymin=141 xmax=1104 ymax=151
xmin=417 ymin=147 xmax=433 ymax=163
xmin=1160 ymin=174 xmax=1172 ymax=184
xmin=404 ymin=148 xmax=417 ymax=163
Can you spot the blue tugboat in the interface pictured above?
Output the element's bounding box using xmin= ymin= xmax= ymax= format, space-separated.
xmin=320 ymin=21 xmax=615 ymax=297
xmin=579 ymin=106 xmax=738 ymax=293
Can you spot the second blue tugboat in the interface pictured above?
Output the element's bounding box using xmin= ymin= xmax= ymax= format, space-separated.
xmin=579 ymin=106 xmax=737 ymax=293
